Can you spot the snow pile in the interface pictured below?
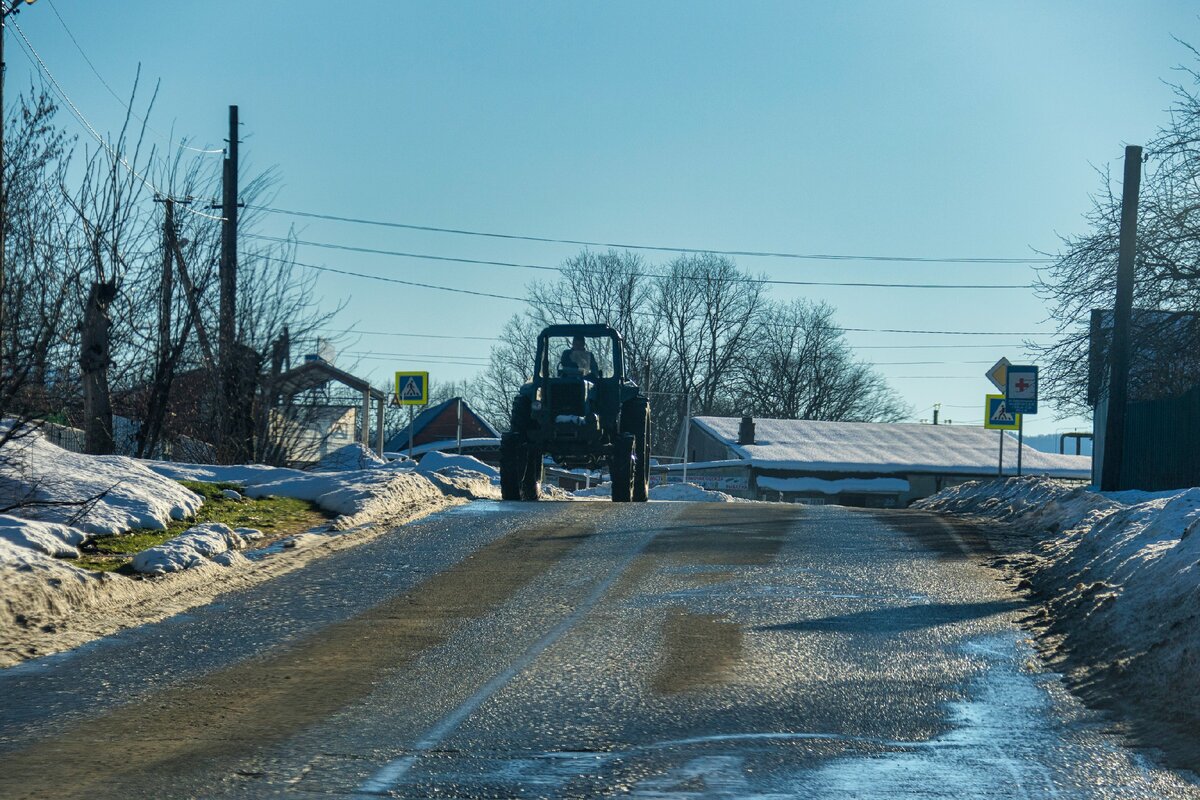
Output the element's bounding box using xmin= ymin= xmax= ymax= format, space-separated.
xmin=241 ymin=470 xmax=446 ymax=530
xmin=0 ymin=430 xmax=203 ymax=535
xmin=569 ymin=481 xmax=741 ymax=502
xmin=917 ymin=476 xmax=1200 ymax=743
xmin=572 ymin=482 xmax=613 ymax=498
xmin=0 ymin=515 xmax=89 ymax=559
xmin=131 ymin=522 xmax=256 ymax=575
xmin=312 ymin=443 xmax=388 ymax=472
xmin=650 ymin=482 xmax=739 ymax=502
xmin=416 ymin=451 xmax=499 ymax=480
xmin=148 ymin=461 xmax=308 ymax=485
xmin=916 ymin=476 xmax=1118 ymax=533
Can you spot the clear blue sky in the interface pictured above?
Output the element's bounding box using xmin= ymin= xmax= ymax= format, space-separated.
xmin=8 ymin=1 xmax=1199 ymax=435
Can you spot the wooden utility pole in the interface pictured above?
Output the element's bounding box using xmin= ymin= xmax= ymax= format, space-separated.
xmin=158 ymin=198 xmax=176 ymax=370
xmin=218 ymin=105 xmax=255 ymax=462
xmin=219 ymin=105 xmax=238 ymax=366
xmin=1100 ymin=145 xmax=1143 ymax=492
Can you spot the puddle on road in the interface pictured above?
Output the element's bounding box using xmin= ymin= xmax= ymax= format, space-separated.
xmin=776 ymin=632 xmax=1199 ymax=799
xmin=443 ymin=500 xmax=507 ymax=516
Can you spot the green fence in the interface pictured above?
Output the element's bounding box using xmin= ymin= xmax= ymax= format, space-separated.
xmin=1119 ymin=383 xmax=1200 ymax=491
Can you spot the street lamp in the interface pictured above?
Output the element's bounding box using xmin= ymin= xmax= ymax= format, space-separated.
xmin=0 ymin=0 xmax=34 ymax=381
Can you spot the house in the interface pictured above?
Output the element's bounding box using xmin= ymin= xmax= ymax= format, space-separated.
xmin=670 ymin=415 xmax=1092 ymax=506
xmin=385 ymin=397 xmax=501 ymax=463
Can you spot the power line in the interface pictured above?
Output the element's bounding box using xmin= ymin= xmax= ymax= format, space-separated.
xmin=267 ymin=252 xmax=1051 ymax=337
xmin=10 ymin=21 xmax=223 ymax=222
xmin=340 ymin=349 xmax=490 ymax=363
xmin=249 ymin=252 xmax=526 ymax=302
xmin=319 ymin=328 xmax=502 ymax=342
xmin=244 ymin=233 xmax=1033 ymax=290
xmin=246 ymin=204 xmax=1054 ymax=265
xmin=43 ymin=0 xmax=222 ymax=156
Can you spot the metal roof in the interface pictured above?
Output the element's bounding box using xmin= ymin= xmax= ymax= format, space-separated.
xmin=273 ymin=359 xmax=387 ymax=402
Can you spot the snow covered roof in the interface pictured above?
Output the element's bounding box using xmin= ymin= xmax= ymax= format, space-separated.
xmin=692 ymin=416 xmax=1092 ymax=479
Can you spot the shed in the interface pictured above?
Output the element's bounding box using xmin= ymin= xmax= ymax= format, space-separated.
xmin=273 ymin=359 xmax=388 ymax=456
xmin=672 ymin=416 xmax=1091 ymax=506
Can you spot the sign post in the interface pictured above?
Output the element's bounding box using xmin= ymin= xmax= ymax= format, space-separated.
xmin=984 ymin=394 xmax=1020 ymax=476
xmin=1004 ymin=365 xmax=1038 ymax=476
xmin=395 ymin=371 xmax=430 ymax=458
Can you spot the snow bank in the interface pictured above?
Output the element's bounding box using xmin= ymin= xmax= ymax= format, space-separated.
xmin=650 ymin=482 xmax=740 ymax=502
xmin=916 ymin=476 xmax=1200 ymax=742
xmin=416 ymin=451 xmax=499 ymax=480
xmin=570 ymin=481 xmax=741 ymax=502
xmin=131 ymin=522 xmax=254 ymax=575
xmin=312 ymin=443 xmax=387 ymax=472
xmin=0 ymin=515 xmax=88 ymax=559
xmin=147 ymin=461 xmax=308 ymax=486
xmin=0 ymin=430 xmax=203 ymax=535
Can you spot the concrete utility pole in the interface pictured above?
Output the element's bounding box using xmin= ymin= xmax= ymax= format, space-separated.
xmin=0 ymin=0 xmax=35 ymax=385
xmin=1100 ymin=145 xmax=1143 ymax=492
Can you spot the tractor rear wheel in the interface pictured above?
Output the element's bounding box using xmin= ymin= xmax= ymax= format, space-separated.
xmin=499 ymin=433 xmax=524 ymax=501
xmin=520 ymin=446 xmax=542 ymax=501
xmin=633 ymin=411 xmax=650 ymax=503
xmin=610 ymin=433 xmax=635 ymax=503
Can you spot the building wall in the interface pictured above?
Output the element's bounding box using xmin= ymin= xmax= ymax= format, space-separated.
xmin=682 ymin=424 xmax=734 ymax=464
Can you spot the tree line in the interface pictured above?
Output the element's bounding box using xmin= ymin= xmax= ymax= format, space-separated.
xmin=469 ymin=249 xmax=909 ymax=451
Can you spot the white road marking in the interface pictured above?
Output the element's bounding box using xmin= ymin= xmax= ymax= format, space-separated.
xmin=355 ymin=528 xmax=654 ymax=797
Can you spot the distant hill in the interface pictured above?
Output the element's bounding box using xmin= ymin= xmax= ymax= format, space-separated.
xmin=1021 ymin=432 xmax=1093 ymax=456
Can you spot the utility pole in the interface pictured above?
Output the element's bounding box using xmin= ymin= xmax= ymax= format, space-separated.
xmin=219 ymin=105 xmax=238 ymax=369
xmin=932 ymin=404 xmax=940 ymax=425
xmin=1100 ymin=145 xmax=1143 ymax=492
xmin=158 ymin=198 xmax=175 ymax=369
xmin=218 ymin=105 xmax=248 ymax=462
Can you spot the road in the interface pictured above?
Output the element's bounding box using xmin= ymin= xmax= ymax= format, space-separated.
xmin=0 ymin=500 xmax=1196 ymax=799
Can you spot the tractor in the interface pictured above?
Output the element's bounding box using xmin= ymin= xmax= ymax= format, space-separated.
xmin=500 ymin=324 xmax=650 ymax=502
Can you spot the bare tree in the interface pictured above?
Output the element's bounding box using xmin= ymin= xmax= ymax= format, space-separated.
xmin=735 ymin=299 xmax=908 ymax=422
xmin=0 ymin=89 xmax=80 ymax=453
xmin=1033 ymin=41 xmax=1200 ymax=416
xmin=653 ymin=253 xmax=766 ymax=417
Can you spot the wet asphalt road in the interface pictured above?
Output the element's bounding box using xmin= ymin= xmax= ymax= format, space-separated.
xmin=0 ymin=500 xmax=1197 ymax=799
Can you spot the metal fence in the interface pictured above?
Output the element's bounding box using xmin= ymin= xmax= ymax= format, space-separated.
xmin=1118 ymin=383 xmax=1200 ymax=491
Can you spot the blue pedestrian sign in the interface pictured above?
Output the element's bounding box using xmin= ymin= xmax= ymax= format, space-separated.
xmin=1005 ymin=365 xmax=1038 ymax=414
xmin=394 ymin=371 xmax=429 ymax=406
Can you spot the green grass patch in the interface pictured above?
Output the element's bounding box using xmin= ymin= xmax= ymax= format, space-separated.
xmin=82 ymin=481 xmax=332 ymax=571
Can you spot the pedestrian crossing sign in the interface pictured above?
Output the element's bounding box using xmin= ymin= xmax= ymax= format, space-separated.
xmin=984 ymin=393 xmax=1020 ymax=430
xmin=394 ymin=371 xmax=429 ymax=406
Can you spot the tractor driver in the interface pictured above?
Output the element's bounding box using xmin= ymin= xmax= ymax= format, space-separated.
xmin=560 ymin=334 xmax=601 ymax=376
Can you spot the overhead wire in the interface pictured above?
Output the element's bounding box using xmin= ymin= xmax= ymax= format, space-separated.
xmin=243 ymin=233 xmax=1033 ymax=290
xmin=9 ymin=20 xmax=225 ymax=223
xmin=248 ymin=253 xmax=526 ymax=302
xmin=245 ymin=204 xmax=1055 ymax=265
xmin=43 ymin=0 xmax=223 ymax=155
xmin=249 ymin=251 xmax=1052 ymax=338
